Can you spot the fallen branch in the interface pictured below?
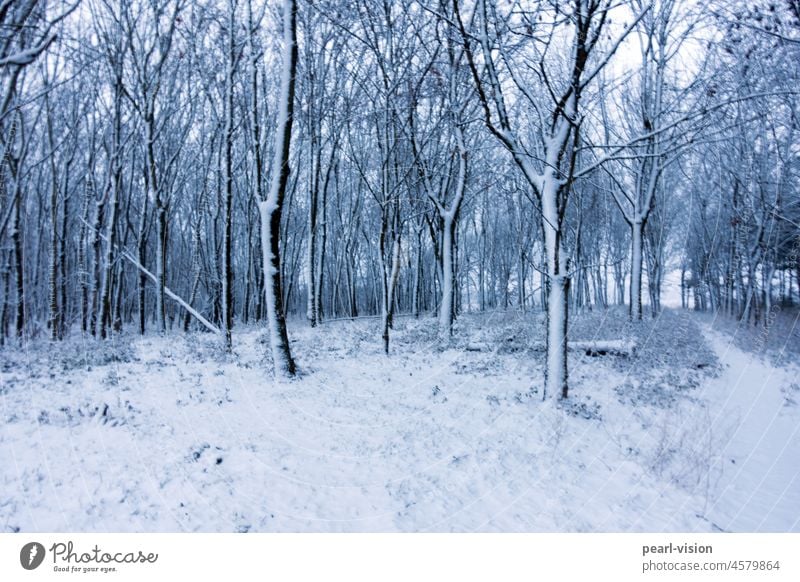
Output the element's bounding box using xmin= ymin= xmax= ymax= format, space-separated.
xmin=125 ymin=252 xmax=221 ymax=335
xmin=466 ymin=339 xmax=635 ymax=356
xmin=81 ymin=218 xmax=220 ymax=334
xmin=568 ymin=341 xmax=636 ymax=356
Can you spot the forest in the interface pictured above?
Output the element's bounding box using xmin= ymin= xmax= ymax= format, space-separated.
xmin=1 ymin=0 xmax=799 ymax=533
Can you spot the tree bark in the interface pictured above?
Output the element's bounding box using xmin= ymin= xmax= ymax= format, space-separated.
xmin=261 ymin=0 xmax=298 ymax=377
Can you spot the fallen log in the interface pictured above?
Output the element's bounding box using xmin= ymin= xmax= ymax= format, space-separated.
xmin=466 ymin=340 xmax=635 ymax=356
xmin=568 ymin=340 xmax=636 ymax=356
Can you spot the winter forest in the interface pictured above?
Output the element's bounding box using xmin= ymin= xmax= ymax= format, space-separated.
xmin=1 ymin=0 xmax=799 ymax=533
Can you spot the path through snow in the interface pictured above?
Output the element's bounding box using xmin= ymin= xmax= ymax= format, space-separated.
xmin=699 ymin=324 xmax=800 ymax=532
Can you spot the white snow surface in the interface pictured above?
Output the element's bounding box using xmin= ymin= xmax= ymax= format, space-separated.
xmin=699 ymin=327 xmax=800 ymax=532
xmin=1 ymin=311 xmax=797 ymax=532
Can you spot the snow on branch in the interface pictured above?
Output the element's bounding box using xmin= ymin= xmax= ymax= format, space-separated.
xmin=0 ymin=34 xmax=57 ymax=67
xmin=81 ymin=219 xmax=220 ymax=335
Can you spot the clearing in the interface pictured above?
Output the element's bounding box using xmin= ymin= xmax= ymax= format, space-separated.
xmin=1 ymin=308 xmax=797 ymax=532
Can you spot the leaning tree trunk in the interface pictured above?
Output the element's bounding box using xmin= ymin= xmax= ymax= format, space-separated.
xmin=260 ymin=0 xmax=298 ymax=377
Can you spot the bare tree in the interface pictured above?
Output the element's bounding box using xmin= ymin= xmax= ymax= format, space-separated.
xmin=455 ymin=0 xmax=646 ymax=398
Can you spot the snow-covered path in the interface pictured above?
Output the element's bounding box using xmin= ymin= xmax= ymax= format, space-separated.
xmin=700 ymin=325 xmax=800 ymax=532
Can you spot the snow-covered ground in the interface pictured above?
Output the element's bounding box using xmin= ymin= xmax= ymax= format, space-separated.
xmin=700 ymin=326 xmax=800 ymax=531
xmin=1 ymin=309 xmax=797 ymax=532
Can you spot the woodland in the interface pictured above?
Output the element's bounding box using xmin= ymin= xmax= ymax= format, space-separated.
xmin=1 ymin=0 xmax=799 ymax=533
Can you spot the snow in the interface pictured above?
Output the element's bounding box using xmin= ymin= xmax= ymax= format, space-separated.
xmin=1 ymin=310 xmax=798 ymax=532
xmin=0 ymin=34 xmax=57 ymax=67
xmin=698 ymin=325 xmax=800 ymax=531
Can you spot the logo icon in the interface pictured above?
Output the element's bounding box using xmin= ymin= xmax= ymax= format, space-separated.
xmin=20 ymin=542 xmax=46 ymax=570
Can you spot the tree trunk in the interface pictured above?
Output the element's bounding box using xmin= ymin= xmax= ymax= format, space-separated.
xmin=412 ymin=227 xmax=422 ymax=317
xmin=79 ymin=179 xmax=91 ymax=333
xmin=439 ymin=214 xmax=456 ymax=337
xmin=12 ymin=191 xmax=24 ymax=339
xmin=542 ymin=176 xmax=570 ymax=400
xmin=155 ymin=202 xmax=167 ymax=332
xmin=48 ymin=177 xmax=59 ymax=340
xmin=58 ymin=177 xmax=69 ymax=337
xmin=46 ymin=101 xmax=60 ymax=340
xmin=545 ymin=273 xmax=569 ymax=399
xmin=136 ymin=195 xmax=148 ymax=335
xmin=99 ymin=149 xmax=121 ymax=339
xmin=306 ymin=140 xmax=319 ymax=327
xmin=221 ymin=4 xmax=236 ymax=351
xmin=630 ymin=220 xmax=644 ymax=320
xmin=261 ymin=0 xmax=298 ymax=377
